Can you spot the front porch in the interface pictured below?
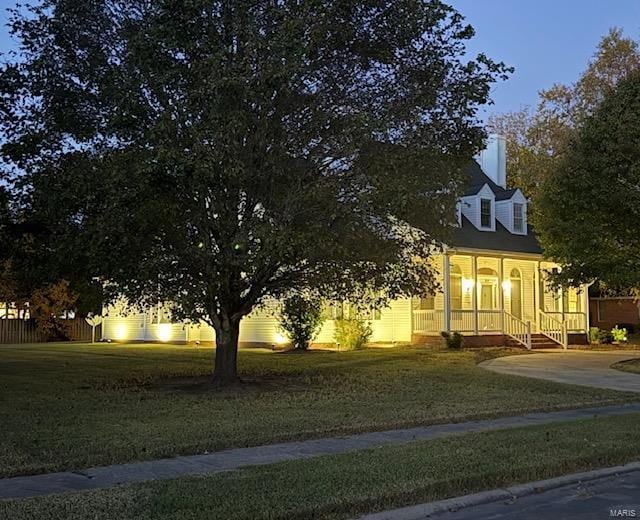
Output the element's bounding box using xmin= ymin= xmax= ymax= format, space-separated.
xmin=412 ymin=253 xmax=589 ymax=349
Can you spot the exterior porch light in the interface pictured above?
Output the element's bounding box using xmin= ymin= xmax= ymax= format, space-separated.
xmin=502 ymin=280 xmax=512 ymax=293
xmin=462 ymin=278 xmax=475 ymax=293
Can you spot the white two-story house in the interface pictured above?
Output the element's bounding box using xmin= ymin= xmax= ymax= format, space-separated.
xmin=102 ymin=135 xmax=589 ymax=349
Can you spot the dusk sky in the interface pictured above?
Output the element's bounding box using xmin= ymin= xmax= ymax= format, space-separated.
xmin=0 ymin=0 xmax=638 ymax=120
xmin=451 ymin=0 xmax=640 ymax=119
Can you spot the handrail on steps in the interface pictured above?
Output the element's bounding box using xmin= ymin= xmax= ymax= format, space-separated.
xmin=503 ymin=311 xmax=532 ymax=350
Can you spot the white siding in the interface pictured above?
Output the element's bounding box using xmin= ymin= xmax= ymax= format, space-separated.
xmin=495 ymin=191 xmax=527 ymax=235
xmin=495 ymin=200 xmax=511 ymax=230
xmin=102 ymin=297 xmax=412 ymax=344
xmin=460 ymin=184 xmax=496 ymax=231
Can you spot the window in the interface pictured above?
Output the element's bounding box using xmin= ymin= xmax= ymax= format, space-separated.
xmin=329 ymin=301 xmax=381 ymax=320
xmin=450 ymin=264 xmax=463 ymax=310
xmin=509 ymin=268 xmax=522 ymax=319
xmin=513 ymin=203 xmax=524 ymax=232
xmin=480 ymin=198 xmax=492 ymax=228
xmin=567 ymin=288 xmax=580 ymax=313
xmin=148 ymin=303 xmax=173 ymax=324
xmin=412 ymin=296 xmax=435 ymax=310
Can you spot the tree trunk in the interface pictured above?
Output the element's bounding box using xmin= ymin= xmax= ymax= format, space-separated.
xmin=212 ymin=316 xmax=241 ymax=386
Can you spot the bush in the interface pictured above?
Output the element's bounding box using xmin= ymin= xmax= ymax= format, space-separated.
xmin=441 ymin=331 xmax=464 ymax=349
xmin=334 ymin=318 xmax=372 ymax=350
xmin=598 ymin=329 xmax=614 ymax=345
xmin=611 ymin=325 xmax=628 ymax=343
xmin=278 ymin=295 xmax=325 ymax=350
xmin=588 ymin=327 xmax=600 ymax=344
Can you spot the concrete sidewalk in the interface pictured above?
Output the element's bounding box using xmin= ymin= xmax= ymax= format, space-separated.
xmin=2 ymin=402 xmax=640 ymax=500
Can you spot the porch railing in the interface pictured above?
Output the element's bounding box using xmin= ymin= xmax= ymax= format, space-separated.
xmin=450 ymin=310 xmax=474 ymax=332
xmin=412 ymin=310 xmax=444 ymax=334
xmin=477 ymin=310 xmax=502 ymax=332
xmin=413 ymin=309 xmax=508 ymax=334
xmin=545 ymin=312 xmax=587 ymax=332
xmin=413 ymin=308 xmax=579 ymax=348
xmin=538 ymin=310 xmax=568 ymax=349
xmin=504 ymin=311 xmax=532 ymax=349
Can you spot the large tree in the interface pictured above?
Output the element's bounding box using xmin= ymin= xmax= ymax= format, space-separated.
xmin=489 ymin=28 xmax=640 ymax=198
xmin=535 ymin=72 xmax=640 ymax=290
xmin=1 ymin=0 xmax=507 ymax=384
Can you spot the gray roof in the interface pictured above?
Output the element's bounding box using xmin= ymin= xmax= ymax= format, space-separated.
xmin=463 ymin=161 xmax=519 ymax=200
xmin=449 ymin=216 xmax=543 ymax=255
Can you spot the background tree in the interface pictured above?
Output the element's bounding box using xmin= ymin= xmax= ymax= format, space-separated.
xmin=535 ymin=72 xmax=640 ymax=290
xmin=1 ymin=0 xmax=508 ymax=384
xmin=489 ymin=28 xmax=640 ymax=198
xmin=30 ymin=280 xmax=78 ymax=340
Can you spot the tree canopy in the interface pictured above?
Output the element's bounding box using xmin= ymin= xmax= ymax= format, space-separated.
xmin=489 ymin=28 xmax=640 ymax=198
xmin=535 ymin=72 xmax=640 ymax=290
xmin=1 ymin=0 xmax=508 ymax=382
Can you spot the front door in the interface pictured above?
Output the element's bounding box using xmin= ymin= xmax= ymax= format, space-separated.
xmin=480 ymin=284 xmax=494 ymax=309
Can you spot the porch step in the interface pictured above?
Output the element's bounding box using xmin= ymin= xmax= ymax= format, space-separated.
xmin=507 ymin=334 xmax=563 ymax=349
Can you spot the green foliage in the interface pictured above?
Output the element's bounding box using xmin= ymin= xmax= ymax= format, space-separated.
xmin=611 ymin=326 xmax=628 ymax=343
xmin=588 ymin=327 xmax=600 ymax=344
xmin=278 ymin=295 xmax=324 ymax=350
xmin=598 ymin=329 xmax=614 ymax=345
xmin=441 ymin=331 xmax=464 ymax=349
xmin=0 ymin=0 xmax=509 ymax=380
xmin=334 ymin=318 xmax=372 ymax=351
xmin=536 ymin=72 xmax=640 ymax=289
xmin=30 ymin=281 xmax=78 ymax=341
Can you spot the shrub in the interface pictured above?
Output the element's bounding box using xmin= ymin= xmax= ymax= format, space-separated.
xmin=611 ymin=325 xmax=628 ymax=343
xmin=441 ymin=331 xmax=464 ymax=349
xmin=278 ymin=295 xmax=324 ymax=350
xmin=334 ymin=318 xmax=372 ymax=350
xmin=588 ymin=327 xmax=600 ymax=344
xmin=598 ymin=329 xmax=614 ymax=345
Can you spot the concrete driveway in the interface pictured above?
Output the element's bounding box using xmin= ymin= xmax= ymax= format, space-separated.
xmin=480 ymin=350 xmax=640 ymax=393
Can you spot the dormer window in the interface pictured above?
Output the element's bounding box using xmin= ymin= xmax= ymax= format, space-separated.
xmin=480 ymin=198 xmax=492 ymax=228
xmin=513 ymin=203 xmax=524 ymax=232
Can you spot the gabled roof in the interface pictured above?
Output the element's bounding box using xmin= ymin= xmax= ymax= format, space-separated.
xmin=463 ymin=161 xmax=519 ymax=201
xmin=450 ymin=216 xmax=542 ymax=255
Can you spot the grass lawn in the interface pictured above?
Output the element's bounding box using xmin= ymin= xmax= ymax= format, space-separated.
xmin=612 ymin=357 xmax=640 ymax=374
xmin=3 ymin=413 xmax=640 ymax=520
xmin=0 ymin=343 xmax=636 ymax=478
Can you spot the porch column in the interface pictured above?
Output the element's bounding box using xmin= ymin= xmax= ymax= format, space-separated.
xmin=582 ymin=285 xmax=590 ymax=332
xmin=472 ymin=255 xmax=478 ymax=335
xmin=499 ymin=257 xmax=505 ymax=332
xmin=443 ymin=254 xmax=451 ymax=333
xmin=535 ymin=261 xmax=541 ymax=331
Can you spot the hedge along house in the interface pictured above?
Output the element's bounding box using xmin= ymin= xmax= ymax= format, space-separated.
xmin=102 ymin=135 xmax=589 ymax=349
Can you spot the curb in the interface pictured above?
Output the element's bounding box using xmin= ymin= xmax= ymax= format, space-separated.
xmin=358 ymin=461 xmax=640 ymax=519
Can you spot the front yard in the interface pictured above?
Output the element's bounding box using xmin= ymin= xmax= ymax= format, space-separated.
xmin=4 ymin=413 xmax=640 ymax=520
xmin=0 ymin=342 xmax=636 ymax=478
